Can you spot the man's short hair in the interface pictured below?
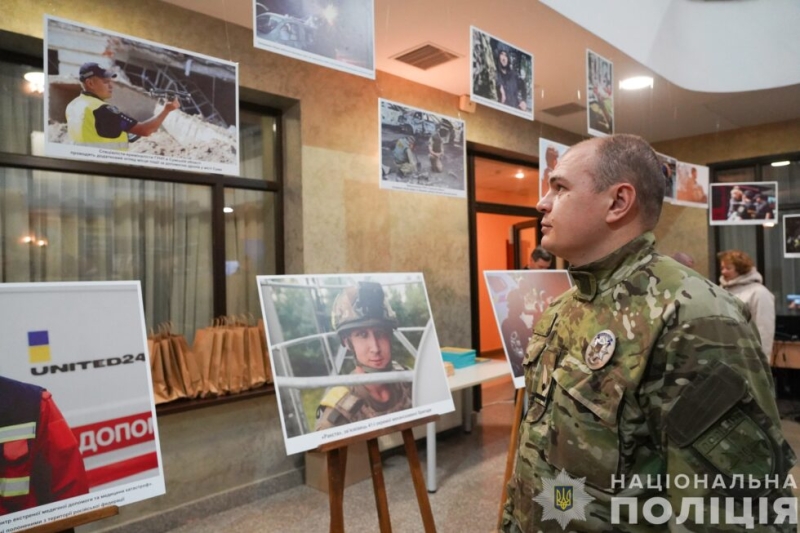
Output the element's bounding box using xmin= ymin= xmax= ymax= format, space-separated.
xmin=589 ymin=134 xmax=665 ymax=230
xmin=531 ymin=246 xmax=553 ymax=263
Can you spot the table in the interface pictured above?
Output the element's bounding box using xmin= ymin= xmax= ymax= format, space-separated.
xmin=425 ymin=359 xmax=511 ymax=492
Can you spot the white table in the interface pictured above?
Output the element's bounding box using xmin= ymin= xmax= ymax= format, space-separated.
xmin=425 ymin=360 xmax=511 ymax=492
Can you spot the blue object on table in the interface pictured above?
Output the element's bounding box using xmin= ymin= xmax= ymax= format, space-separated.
xmin=440 ymin=347 xmax=477 ymax=369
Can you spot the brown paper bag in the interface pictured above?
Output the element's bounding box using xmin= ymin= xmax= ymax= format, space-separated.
xmin=246 ymin=326 xmax=267 ymax=388
xmin=193 ymin=326 xmax=217 ymax=397
xmin=148 ymin=336 xmax=171 ymax=404
xmin=226 ymin=326 xmax=247 ymax=394
xmin=258 ymin=319 xmax=273 ymax=384
xmin=160 ymin=336 xmax=187 ymax=401
xmin=172 ymin=334 xmax=202 ymax=398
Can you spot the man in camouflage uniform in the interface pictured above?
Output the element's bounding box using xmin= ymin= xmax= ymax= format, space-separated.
xmin=501 ymin=134 xmax=796 ymax=532
xmin=315 ymin=282 xmax=412 ymax=431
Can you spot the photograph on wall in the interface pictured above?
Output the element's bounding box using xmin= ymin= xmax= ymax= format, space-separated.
xmin=483 ymin=270 xmax=572 ymax=389
xmin=470 ymin=26 xmax=533 ymax=121
xmin=656 ymin=152 xmax=678 ymax=203
xmin=254 ymin=0 xmax=375 ymax=79
xmin=586 ymin=49 xmax=614 ymax=137
xmin=257 ymin=273 xmax=454 ymax=455
xmin=784 ymin=214 xmax=800 ymax=258
xmin=709 ymin=181 xmax=779 ymax=225
xmin=44 ymin=16 xmax=240 ymax=176
xmin=538 ymin=137 xmax=570 ymax=199
xmin=379 ymin=99 xmax=467 ymax=199
xmin=0 ymin=282 xmax=164 ymax=531
xmin=674 ymin=161 xmax=709 ymax=208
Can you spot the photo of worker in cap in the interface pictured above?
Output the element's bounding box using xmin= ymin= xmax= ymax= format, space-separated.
xmin=258 ymin=273 xmax=454 ymax=455
xmin=65 ymin=62 xmax=180 ymax=150
xmin=314 ymin=282 xmax=413 ymax=431
xmin=470 ymin=27 xmax=534 ymax=120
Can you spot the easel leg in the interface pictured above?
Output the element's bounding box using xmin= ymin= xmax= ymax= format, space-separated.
xmin=497 ymin=388 xmax=525 ymax=530
xmin=367 ymin=438 xmax=392 ymax=532
xmin=327 ymin=447 xmax=348 ymax=533
xmin=402 ymin=429 xmax=437 ymax=532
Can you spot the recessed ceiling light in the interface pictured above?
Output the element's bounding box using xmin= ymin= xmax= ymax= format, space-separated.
xmin=619 ymin=76 xmax=653 ymax=90
xmin=23 ymin=71 xmax=44 ymax=93
xmin=771 ymin=161 xmax=790 ymax=167
xmin=223 ymin=207 xmax=234 ymax=213
xmin=515 ymin=171 xmax=525 ymax=179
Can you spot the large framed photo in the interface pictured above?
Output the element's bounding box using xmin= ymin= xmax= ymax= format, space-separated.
xmin=674 ymin=162 xmax=709 ymax=208
xmin=538 ymin=138 xmax=570 ymax=199
xmin=586 ymin=49 xmax=614 ymax=137
xmin=709 ymin=182 xmax=778 ymax=225
xmin=257 ymin=273 xmax=454 ymax=455
xmin=379 ymin=99 xmax=466 ymax=199
xmin=784 ymin=215 xmax=800 ymax=258
xmin=45 ymin=16 xmax=239 ymax=176
xmin=483 ymin=270 xmax=572 ymax=389
xmin=254 ymin=0 xmax=375 ymax=79
xmin=0 ymin=282 xmax=164 ymax=531
xmin=470 ymin=27 xmax=534 ymax=121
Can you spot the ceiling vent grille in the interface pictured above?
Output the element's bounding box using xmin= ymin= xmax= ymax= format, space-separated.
xmin=392 ymin=43 xmax=459 ymax=70
xmin=541 ymin=102 xmax=586 ymax=117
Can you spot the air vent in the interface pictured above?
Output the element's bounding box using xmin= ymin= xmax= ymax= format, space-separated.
xmin=392 ymin=43 xmax=459 ymax=70
xmin=541 ymin=102 xmax=586 ymax=117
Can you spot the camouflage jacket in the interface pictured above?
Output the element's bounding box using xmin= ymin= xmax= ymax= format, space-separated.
xmin=314 ymin=361 xmax=412 ymax=431
xmin=502 ymin=233 xmax=796 ymax=532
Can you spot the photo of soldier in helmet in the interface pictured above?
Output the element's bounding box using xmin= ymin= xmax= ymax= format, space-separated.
xmin=470 ymin=27 xmax=533 ymax=120
xmin=314 ymin=282 xmax=413 ymax=431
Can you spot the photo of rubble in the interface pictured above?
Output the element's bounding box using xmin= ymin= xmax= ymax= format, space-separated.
xmin=45 ymin=16 xmax=239 ymax=176
xmin=379 ymin=99 xmax=466 ymax=199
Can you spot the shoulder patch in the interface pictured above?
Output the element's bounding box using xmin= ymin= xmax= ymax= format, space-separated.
xmin=320 ymin=386 xmax=350 ymax=408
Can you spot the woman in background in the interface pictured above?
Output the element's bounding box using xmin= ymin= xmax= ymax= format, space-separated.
xmin=718 ymin=249 xmax=775 ymax=360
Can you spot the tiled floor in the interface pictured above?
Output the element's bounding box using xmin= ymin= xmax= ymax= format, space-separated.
xmin=158 ymin=380 xmax=800 ymax=533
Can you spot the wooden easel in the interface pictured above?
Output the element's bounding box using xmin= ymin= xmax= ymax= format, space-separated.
xmin=497 ymin=388 xmax=525 ymax=529
xmin=316 ymin=414 xmax=439 ymax=533
xmin=19 ymin=505 xmax=119 ymax=533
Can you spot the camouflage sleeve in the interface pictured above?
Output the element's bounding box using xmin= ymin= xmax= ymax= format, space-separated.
xmin=641 ymin=314 xmax=796 ymax=531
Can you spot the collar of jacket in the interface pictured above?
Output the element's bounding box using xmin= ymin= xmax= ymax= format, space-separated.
xmin=720 ymin=267 xmax=763 ymax=289
xmin=569 ymin=232 xmax=656 ymax=302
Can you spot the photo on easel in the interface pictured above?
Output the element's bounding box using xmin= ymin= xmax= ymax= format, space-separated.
xmin=0 ymin=282 xmax=165 ymax=532
xmin=257 ymin=273 xmax=454 ymax=455
xmin=483 ymin=270 xmax=573 ymax=389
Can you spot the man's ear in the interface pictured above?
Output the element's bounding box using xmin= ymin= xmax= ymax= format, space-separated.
xmin=606 ymin=183 xmax=637 ymax=224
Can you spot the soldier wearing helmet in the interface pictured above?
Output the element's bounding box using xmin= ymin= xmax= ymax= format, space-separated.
xmin=314 ymin=282 xmax=413 ymax=431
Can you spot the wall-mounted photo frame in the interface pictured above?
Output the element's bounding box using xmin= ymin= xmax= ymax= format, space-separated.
xmin=586 ymin=49 xmax=613 ymax=137
xmin=538 ymin=137 xmax=570 ymax=199
xmin=673 ymin=161 xmax=709 ymax=208
xmin=253 ymin=0 xmax=375 ymax=79
xmin=44 ymin=16 xmax=239 ymax=176
xmin=656 ymin=152 xmax=677 ymax=204
xmin=483 ymin=270 xmax=572 ymax=389
xmin=784 ymin=214 xmax=800 ymax=258
xmin=257 ymin=273 xmax=454 ymax=455
xmin=709 ymin=181 xmax=779 ymax=225
xmin=470 ymin=26 xmax=534 ymax=121
xmin=379 ymin=98 xmax=466 ymax=199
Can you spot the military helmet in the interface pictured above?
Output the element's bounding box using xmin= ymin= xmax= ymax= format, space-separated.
xmin=331 ymin=282 xmax=398 ymax=340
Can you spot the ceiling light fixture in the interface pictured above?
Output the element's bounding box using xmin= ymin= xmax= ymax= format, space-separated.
xmin=514 ymin=171 xmax=525 ymax=179
xmin=24 ymin=72 xmax=45 ymax=94
xmin=771 ymin=161 xmax=790 ymax=167
xmin=223 ymin=207 xmax=234 ymax=213
xmin=619 ymin=76 xmax=654 ymax=90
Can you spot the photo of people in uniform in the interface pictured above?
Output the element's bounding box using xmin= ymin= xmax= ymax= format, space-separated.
xmin=784 ymin=214 xmax=800 ymax=258
xmin=586 ymin=49 xmax=614 ymax=137
xmin=674 ymin=161 xmax=709 ymax=208
xmin=0 ymin=282 xmax=165 ymax=531
xmin=254 ymin=0 xmax=374 ymax=79
xmin=379 ymin=99 xmax=466 ymax=199
xmin=257 ymin=273 xmax=453 ymax=455
xmin=656 ymin=152 xmax=678 ymax=203
xmin=709 ymin=182 xmax=779 ymax=225
xmin=470 ymin=27 xmax=533 ymax=121
xmin=483 ymin=270 xmax=572 ymax=389
xmin=538 ymin=138 xmax=570 ymax=199
xmin=45 ymin=16 xmax=239 ymax=176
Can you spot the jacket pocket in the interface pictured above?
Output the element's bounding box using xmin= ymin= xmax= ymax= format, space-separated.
xmin=545 ymin=354 xmax=626 ymax=491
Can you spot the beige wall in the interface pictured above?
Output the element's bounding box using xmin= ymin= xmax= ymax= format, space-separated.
xmin=4 ymin=1 xmax=798 ymax=530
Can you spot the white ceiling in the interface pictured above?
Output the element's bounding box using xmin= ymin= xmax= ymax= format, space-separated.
xmin=162 ymin=0 xmax=800 ymax=144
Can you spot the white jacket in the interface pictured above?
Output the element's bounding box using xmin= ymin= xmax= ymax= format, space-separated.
xmin=720 ymin=268 xmax=776 ymax=359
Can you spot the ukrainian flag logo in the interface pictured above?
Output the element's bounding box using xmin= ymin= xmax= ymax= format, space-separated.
xmin=28 ymin=331 xmax=51 ymax=363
